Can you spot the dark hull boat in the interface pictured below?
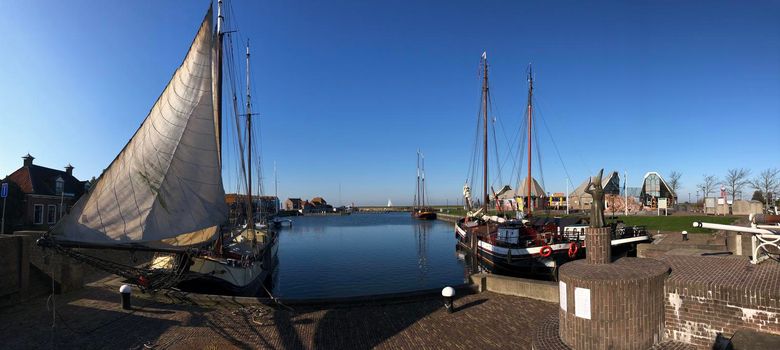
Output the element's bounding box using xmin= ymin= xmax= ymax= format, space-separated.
xmin=455 ymin=217 xmax=572 ymax=278
xmin=456 ymin=217 xmax=650 ymax=278
xmin=412 ymin=209 xmax=437 ymax=220
xmin=412 ymin=151 xmax=436 ymax=220
xmin=455 ymin=54 xmax=650 ymax=280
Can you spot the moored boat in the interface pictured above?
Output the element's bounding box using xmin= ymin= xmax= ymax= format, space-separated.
xmin=456 ymin=54 xmax=650 ymax=279
xmin=412 ymin=150 xmax=437 ymax=220
xmin=38 ymin=1 xmax=278 ymax=295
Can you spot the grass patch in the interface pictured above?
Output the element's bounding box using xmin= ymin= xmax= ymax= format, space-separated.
xmin=433 ymin=206 xmax=739 ymax=234
xmin=610 ymin=215 xmax=738 ymax=234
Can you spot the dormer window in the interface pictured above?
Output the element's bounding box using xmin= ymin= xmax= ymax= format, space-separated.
xmin=55 ymin=176 xmax=64 ymax=195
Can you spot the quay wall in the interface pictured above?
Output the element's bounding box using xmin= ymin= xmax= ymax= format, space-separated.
xmin=0 ymin=234 xmax=31 ymax=306
xmin=436 ymin=213 xmax=460 ymax=223
xmin=356 ymin=207 xmax=410 ymax=213
xmin=661 ymin=255 xmax=780 ymax=348
xmin=469 ymin=273 xmax=559 ymax=303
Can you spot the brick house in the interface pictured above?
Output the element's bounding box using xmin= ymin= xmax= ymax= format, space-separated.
xmin=284 ymin=198 xmax=302 ymax=210
xmin=4 ymin=154 xmax=88 ymax=230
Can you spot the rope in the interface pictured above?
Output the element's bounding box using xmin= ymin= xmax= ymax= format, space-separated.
xmin=41 ymin=238 xmax=195 ymax=292
xmin=260 ymin=282 xmax=295 ymax=312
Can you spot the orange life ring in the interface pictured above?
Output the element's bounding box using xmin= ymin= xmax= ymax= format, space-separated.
xmin=568 ymin=242 xmax=579 ymax=258
xmin=540 ymin=245 xmax=553 ymax=257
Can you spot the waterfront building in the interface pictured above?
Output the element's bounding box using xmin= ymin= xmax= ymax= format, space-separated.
xmin=568 ymin=171 xmax=621 ymax=211
xmin=639 ymin=171 xmax=676 ymax=208
xmin=284 ymin=198 xmax=302 ymax=210
xmin=311 ymin=197 xmax=327 ymax=207
xmin=3 ymin=154 xmax=88 ymax=230
xmin=495 ymin=177 xmax=547 ymax=211
xmin=548 ymin=192 xmax=567 ymax=210
xmin=302 ymin=197 xmax=333 ymax=213
xmin=226 ymin=194 xmax=280 ymax=220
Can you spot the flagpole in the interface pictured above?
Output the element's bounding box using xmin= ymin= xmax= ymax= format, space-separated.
xmin=624 ymin=171 xmax=628 ymax=216
xmin=1 ymin=183 xmax=7 ymax=234
xmin=1 ymin=194 xmax=6 ymax=234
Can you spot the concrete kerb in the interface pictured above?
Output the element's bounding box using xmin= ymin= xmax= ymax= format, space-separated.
xmin=469 ymin=273 xmax=559 ymax=303
xmin=99 ymin=275 xmax=479 ymax=310
xmin=103 ymin=272 xmax=559 ymax=310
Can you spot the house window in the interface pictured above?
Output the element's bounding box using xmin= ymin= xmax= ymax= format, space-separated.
xmin=34 ymin=204 xmax=44 ymax=224
xmin=47 ymin=205 xmax=57 ymax=224
xmin=55 ymin=176 xmax=64 ymax=195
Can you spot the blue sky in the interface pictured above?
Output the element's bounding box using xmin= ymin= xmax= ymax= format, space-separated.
xmin=1 ymin=0 xmax=778 ymax=206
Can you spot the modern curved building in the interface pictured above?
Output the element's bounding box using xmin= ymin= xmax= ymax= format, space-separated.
xmin=639 ymin=172 xmax=676 ymax=207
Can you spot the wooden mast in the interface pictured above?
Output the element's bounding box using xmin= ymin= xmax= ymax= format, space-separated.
xmin=216 ymin=0 xmax=224 ymax=164
xmin=215 ymin=0 xmax=225 ymax=253
xmin=246 ymin=41 xmax=256 ymax=246
xmin=526 ymin=65 xmax=534 ymax=216
xmin=482 ymin=53 xmax=489 ymax=213
xmin=421 ymin=152 xmax=426 ymax=208
xmin=416 ymin=150 xmax=421 ymax=211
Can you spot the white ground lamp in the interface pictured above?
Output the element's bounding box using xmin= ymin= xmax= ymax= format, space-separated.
xmin=442 ymin=286 xmax=455 ymax=313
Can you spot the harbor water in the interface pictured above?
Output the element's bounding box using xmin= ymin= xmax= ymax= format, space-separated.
xmin=268 ymin=212 xmax=469 ymax=299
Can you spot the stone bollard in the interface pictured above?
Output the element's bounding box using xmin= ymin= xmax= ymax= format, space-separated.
xmin=441 ymin=286 xmax=455 ymax=313
xmin=119 ymin=284 xmax=132 ymax=310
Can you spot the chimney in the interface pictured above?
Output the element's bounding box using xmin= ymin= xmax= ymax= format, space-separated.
xmin=65 ymin=164 xmax=74 ymax=176
xmin=23 ymin=154 xmax=34 ymax=166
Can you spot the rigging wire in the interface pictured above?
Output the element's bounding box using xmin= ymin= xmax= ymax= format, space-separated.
xmin=227 ymin=0 xmax=266 ymax=199
xmin=533 ymin=110 xmax=546 ymax=194
xmin=465 ymin=59 xmax=485 ymax=204
xmin=515 ymin=112 xmax=528 ymax=192
xmin=533 ymin=96 xmax=577 ymax=189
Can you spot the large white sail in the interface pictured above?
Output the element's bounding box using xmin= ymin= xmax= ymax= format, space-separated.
xmin=52 ymin=10 xmax=227 ymax=246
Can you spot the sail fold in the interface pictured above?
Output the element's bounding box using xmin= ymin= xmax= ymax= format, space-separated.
xmin=52 ymin=9 xmax=227 ymax=246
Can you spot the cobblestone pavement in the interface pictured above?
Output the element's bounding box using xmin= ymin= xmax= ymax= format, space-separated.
xmin=0 ymin=285 xmax=557 ymax=349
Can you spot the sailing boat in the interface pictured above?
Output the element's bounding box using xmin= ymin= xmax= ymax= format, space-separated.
xmin=455 ymin=54 xmax=572 ymax=278
xmin=38 ymin=2 xmax=277 ymax=294
xmin=412 ymin=150 xmax=436 ymax=220
xmin=455 ymin=55 xmax=650 ymax=278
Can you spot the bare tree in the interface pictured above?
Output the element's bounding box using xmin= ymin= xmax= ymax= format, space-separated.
xmin=748 ymin=168 xmax=780 ymax=211
xmin=697 ymin=174 xmax=717 ymax=200
xmin=723 ymin=168 xmax=751 ymax=205
xmin=667 ymin=171 xmax=682 ymax=203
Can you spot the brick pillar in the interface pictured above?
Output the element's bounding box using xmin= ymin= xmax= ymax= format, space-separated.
xmin=585 ymin=227 xmax=611 ymax=264
xmin=558 ymin=259 xmax=670 ymax=349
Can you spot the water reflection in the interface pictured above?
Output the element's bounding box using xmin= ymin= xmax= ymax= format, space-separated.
xmin=413 ymin=221 xmax=431 ymax=282
xmin=271 ymin=213 xmax=468 ymax=299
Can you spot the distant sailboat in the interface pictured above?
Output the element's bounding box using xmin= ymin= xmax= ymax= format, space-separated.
xmin=387 ymin=199 xmax=393 ymax=207
xmin=412 ymin=150 xmax=436 ymax=220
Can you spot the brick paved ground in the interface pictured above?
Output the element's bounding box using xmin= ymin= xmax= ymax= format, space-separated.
xmin=0 ymin=284 xmax=557 ymax=350
xmin=532 ymin=314 xmax=694 ymax=350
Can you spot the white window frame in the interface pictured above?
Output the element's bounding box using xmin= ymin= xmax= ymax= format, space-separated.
xmin=55 ymin=177 xmax=64 ymax=195
xmin=47 ymin=204 xmax=57 ymax=224
xmin=33 ymin=204 xmax=44 ymax=224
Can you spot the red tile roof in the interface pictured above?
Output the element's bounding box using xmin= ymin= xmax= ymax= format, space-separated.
xmin=5 ymin=164 xmax=86 ymax=197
